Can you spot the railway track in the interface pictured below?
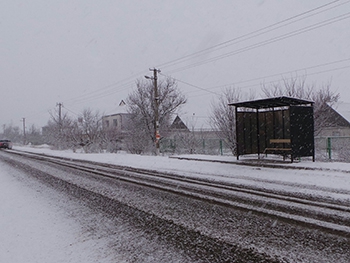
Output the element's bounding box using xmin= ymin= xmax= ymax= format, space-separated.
xmin=7 ymin=149 xmax=350 ymax=238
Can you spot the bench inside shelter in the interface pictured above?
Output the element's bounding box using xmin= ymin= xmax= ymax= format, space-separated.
xmin=229 ymin=96 xmax=315 ymax=163
xmin=264 ymin=139 xmax=292 ymax=160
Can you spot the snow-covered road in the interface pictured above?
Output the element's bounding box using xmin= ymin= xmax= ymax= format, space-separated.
xmin=0 ymin=157 xmax=116 ymax=263
xmin=0 ymin=151 xmax=198 ymax=263
xmin=1 ymin=146 xmax=350 ymax=262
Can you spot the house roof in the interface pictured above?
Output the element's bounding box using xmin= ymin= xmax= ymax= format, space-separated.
xmin=326 ymin=101 xmax=350 ymax=128
xmin=334 ymin=101 xmax=350 ymax=123
xmin=229 ymin=96 xmax=313 ymax=109
xmin=103 ymin=100 xmax=129 ymax=118
xmin=169 ymin=116 xmax=189 ymax=131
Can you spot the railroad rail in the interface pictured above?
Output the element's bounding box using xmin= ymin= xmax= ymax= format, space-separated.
xmin=6 ymin=149 xmax=350 ymax=237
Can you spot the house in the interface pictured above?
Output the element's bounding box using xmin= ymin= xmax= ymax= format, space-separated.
xmin=318 ymin=102 xmax=350 ymax=137
xmin=103 ymin=101 xmax=191 ymax=135
xmin=102 ymin=100 xmax=131 ymax=133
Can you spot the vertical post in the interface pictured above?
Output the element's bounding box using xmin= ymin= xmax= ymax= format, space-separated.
xmin=327 ymin=137 xmax=332 ymax=160
xmin=57 ymin=103 xmax=62 ymax=132
xmin=22 ymin=118 xmax=26 ymax=145
xmin=152 ymin=68 xmax=160 ymax=155
xmin=220 ymin=139 xmax=223 ymax=155
xmin=235 ymin=106 xmax=239 ymax=160
xmin=256 ymin=108 xmax=260 ymax=159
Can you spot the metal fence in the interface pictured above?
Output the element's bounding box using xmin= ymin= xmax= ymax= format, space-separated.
xmin=160 ymin=138 xmax=233 ymax=155
xmin=161 ymin=136 xmax=350 ymax=162
xmin=315 ymin=136 xmax=350 ymax=162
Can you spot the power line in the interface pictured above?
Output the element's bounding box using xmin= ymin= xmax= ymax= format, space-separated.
xmin=157 ymin=0 xmax=348 ymax=70
xmin=159 ymin=72 xmax=220 ymax=95
xmin=29 ymin=1 xmax=350 ymax=120
xmin=62 ymin=105 xmax=80 ymax=116
xmin=183 ymin=60 xmax=350 ymax=98
xmin=233 ymin=64 xmax=350 ymax=92
xmin=63 ymin=70 xmax=148 ymax=105
xmin=55 ymin=1 xmax=350 ymax=109
xmin=65 ymin=81 xmax=135 ymax=106
xmin=167 ymin=11 xmax=350 ymax=74
xmin=208 ymin=57 xmax=350 ymax=91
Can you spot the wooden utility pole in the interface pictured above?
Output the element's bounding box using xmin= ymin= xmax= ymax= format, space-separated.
xmin=152 ymin=68 xmax=161 ymax=155
xmin=145 ymin=68 xmax=161 ymax=155
xmin=56 ymin=102 xmax=63 ymax=136
xmin=22 ymin=117 xmax=26 ymax=145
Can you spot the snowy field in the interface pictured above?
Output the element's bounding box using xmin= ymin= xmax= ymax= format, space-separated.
xmin=1 ymin=145 xmax=350 ymax=262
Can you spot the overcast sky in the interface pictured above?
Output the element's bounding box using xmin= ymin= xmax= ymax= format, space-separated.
xmin=1 ymin=0 xmax=349 ymax=130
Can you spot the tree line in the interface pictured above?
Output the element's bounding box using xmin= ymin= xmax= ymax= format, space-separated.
xmin=1 ymin=75 xmax=340 ymax=155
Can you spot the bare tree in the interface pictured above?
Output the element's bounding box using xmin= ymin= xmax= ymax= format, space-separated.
xmin=126 ymin=77 xmax=187 ymax=154
xmin=45 ymin=107 xmax=125 ymax=153
xmin=26 ymin=124 xmax=44 ymax=145
xmin=261 ymin=76 xmax=339 ymax=135
xmin=100 ymin=127 xmax=124 ymax=153
xmin=209 ymin=87 xmax=245 ymax=155
xmin=44 ymin=109 xmax=75 ymax=149
xmin=73 ymin=108 xmax=104 ymax=153
xmin=310 ymin=85 xmax=340 ymax=135
xmin=1 ymin=123 xmax=22 ymax=143
xmin=261 ymin=76 xmax=313 ymax=99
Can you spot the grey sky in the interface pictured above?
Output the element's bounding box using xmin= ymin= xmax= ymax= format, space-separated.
xmin=1 ymin=0 xmax=349 ymax=130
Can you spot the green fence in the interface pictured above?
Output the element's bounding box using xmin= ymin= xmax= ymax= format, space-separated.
xmin=160 ymin=136 xmax=350 ymax=162
xmin=160 ymin=138 xmax=233 ymax=155
xmin=315 ymin=136 xmax=350 ymax=162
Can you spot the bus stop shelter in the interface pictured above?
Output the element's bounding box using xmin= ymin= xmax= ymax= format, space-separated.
xmin=229 ymin=96 xmax=315 ymax=162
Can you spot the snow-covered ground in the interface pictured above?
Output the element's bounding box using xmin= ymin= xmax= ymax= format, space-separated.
xmin=0 ymin=154 xmax=120 ymax=263
xmin=1 ymin=145 xmax=350 ymax=262
xmin=13 ymin=145 xmax=350 ymax=200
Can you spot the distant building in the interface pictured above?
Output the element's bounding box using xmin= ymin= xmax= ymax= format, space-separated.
xmin=102 ymin=100 xmax=131 ymax=133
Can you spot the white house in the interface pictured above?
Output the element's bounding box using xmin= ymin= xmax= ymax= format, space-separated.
xmin=318 ymin=101 xmax=350 ymax=137
xmin=102 ymin=100 xmax=131 ymax=133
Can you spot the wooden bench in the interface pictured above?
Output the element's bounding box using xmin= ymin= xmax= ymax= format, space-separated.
xmin=264 ymin=139 xmax=292 ymax=161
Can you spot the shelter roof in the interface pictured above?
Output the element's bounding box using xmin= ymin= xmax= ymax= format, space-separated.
xmin=229 ymin=96 xmax=313 ymax=109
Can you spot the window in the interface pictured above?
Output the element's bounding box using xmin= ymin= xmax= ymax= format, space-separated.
xmin=105 ymin=120 xmax=109 ymax=127
xmin=113 ymin=119 xmax=118 ymax=127
xmin=332 ymin=131 xmax=341 ymax=136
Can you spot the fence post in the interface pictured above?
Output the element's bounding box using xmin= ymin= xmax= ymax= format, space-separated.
xmin=219 ymin=139 xmax=223 ymax=155
xmin=327 ymin=137 xmax=332 ymax=160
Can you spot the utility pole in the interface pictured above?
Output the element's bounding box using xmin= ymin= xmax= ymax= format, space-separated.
xmin=152 ymin=68 xmax=161 ymax=155
xmin=145 ymin=68 xmax=161 ymax=155
xmin=22 ymin=118 xmax=26 ymax=145
xmin=57 ymin=102 xmax=63 ymax=134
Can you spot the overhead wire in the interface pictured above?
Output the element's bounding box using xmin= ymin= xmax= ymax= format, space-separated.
xmin=62 ymin=1 xmax=349 ymax=108
xmin=207 ymin=57 xmax=350 ymax=91
xmin=166 ymin=11 xmax=350 ymax=74
xmin=53 ymin=1 xmax=350 ymax=114
xmin=159 ymin=72 xmax=220 ymax=95
xmin=236 ymin=64 xmax=350 ymax=90
xmin=65 ymin=80 xmax=135 ymax=106
xmin=187 ymin=64 xmax=350 ymax=99
xmin=165 ymin=57 xmax=350 ymax=98
xmin=62 ymin=105 xmax=80 ymax=117
xmin=157 ymin=0 xmax=348 ymax=70
xmin=63 ymin=69 xmax=148 ymax=105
